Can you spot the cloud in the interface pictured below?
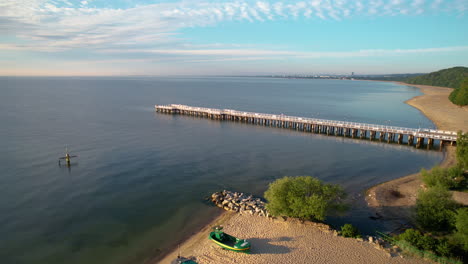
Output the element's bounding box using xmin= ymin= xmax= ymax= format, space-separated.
xmin=102 ymin=46 xmax=468 ymax=60
xmin=0 ymin=0 xmax=466 ymax=54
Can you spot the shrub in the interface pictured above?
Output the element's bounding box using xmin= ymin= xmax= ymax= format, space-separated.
xmin=396 ymin=229 xmax=423 ymax=245
xmin=396 ymin=229 xmax=454 ymax=257
xmin=421 ymin=166 xmax=465 ymax=189
xmin=416 ymin=186 xmax=458 ymax=232
xmin=456 ymin=131 xmax=468 ymax=170
xmin=264 ymin=176 xmax=346 ymax=221
xmin=435 ymin=239 xmax=454 ymax=257
xmin=340 ymin=224 xmax=361 ymax=238
xmin=454 ymin=208 xmax=468 ymax=251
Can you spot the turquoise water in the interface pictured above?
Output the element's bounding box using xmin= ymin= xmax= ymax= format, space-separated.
xmin=0 ymin=77 xmax=441 ymax=264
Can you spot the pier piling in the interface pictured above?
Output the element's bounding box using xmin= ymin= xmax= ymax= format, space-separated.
xmin=155 ymin=104 xmax=458 ymax=149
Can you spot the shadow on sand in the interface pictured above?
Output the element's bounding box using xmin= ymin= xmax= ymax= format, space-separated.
xmin=247 ymin=237 xmax=294 ymax=254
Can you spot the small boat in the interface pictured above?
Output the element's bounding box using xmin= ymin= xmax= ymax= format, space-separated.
xmin=170 ymin=256 xmax=197 ymax=264
xmin=208 ymin=226 xmax=251 ymax=253
xmin=171 ymin=245 xmax=198 ymax=264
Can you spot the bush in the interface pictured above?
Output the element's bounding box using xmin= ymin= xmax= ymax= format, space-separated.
xmin=416 ymin=186 xmax=458 ymax=232
xmin=421 ymin=166 xmax=465 ymax=189
xmin=456 ymin=131 xmax=468 ymax=170
xmin=396 ymin=229 xmax=434 ymax=251
xmin=340 ymin=224 xmax=361 ymax=238
xmin=396 ymin=229 xmax=455 ymax=257
xmin=435 ymin=239 xmax=455 ymax=257
xmin=264 ymin=176 xmax=346 ymax=221
xmin=454 ymin=208 xmax=468 ymax=251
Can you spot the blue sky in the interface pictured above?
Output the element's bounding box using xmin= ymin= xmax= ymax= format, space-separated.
xmin=1 ymin=0 xmax=467 ymax=76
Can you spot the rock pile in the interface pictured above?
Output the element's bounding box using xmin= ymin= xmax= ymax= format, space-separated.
xmin=211 ymin=190 xmax=269 ymax=217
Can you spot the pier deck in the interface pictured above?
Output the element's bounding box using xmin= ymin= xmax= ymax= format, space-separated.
xmin=155 ymin=104 xmax=458 ymax=149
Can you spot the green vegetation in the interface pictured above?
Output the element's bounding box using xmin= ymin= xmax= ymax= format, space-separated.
xmin=421 ymin=166 xmax=465 ymax=190
xmin=456 ymin=131 xmax=468 ymax=170
xmin=454 ymin=208 xmax=468 ymax=251
xmin=339 ymin=224 xmax=361 ymax=238
xmin=395 ymin=229 xmax=457 ymax=259
xmin=416 ymin=186 xmax=458 ymax=232
xmin=449 ymin=77 xmax=468 ymax=106
xmin=398 ymin=133 xmax=468 ymax=261
xmin=264 ymin=176 xmax=346 ymax=221
xmin=405 ymin=66 xmax=468 ymax=89
xmin=420 ymin=132 xmax=468 ymax=192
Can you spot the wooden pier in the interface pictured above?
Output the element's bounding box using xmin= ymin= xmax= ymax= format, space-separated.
xmin=155 ymin=104 xmax=458 ymax=150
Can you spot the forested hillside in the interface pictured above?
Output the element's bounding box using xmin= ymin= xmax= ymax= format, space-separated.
xmin=405 ymin=66 xmax=468 ymax=88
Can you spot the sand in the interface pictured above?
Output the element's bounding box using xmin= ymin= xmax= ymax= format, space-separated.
xmin=400 ymin=83 xmax=468 ymax=132
xmin=366 ymin=83 xmax=468 ymax=213
xmin=158 ymin=213 xmax=429 ymax=264
xmin=157 ymin=82 xmax=468 ymax=264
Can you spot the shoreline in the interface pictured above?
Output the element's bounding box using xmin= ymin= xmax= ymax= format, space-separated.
xmin=366 ymin=81 xmax=468 ymax=215
xmin=157 ymin=81 xmax=467 ymax=264
xmin=156 ymin=211 xmax=234 ymax=264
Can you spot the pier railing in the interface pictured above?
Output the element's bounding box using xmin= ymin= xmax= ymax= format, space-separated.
xmin=155 ymin=104 xmax=458 ymax=148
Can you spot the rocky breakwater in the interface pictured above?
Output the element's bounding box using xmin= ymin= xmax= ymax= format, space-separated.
xmin=211 ymin=190 xmax=269 ymax=217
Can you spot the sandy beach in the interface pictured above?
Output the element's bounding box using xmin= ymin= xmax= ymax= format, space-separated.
xmin=367 ymin=83 xmax=468 ymax=214
xmin=158 ymin=212 xmax=430 ymax=264
xmin=157 ymin=82 xmax=467 ymax=264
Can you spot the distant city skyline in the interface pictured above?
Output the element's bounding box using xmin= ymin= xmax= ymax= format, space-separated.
xmin=1 ymin=0 xmax=468 ymax=76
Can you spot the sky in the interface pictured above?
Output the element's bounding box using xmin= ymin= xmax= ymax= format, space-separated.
xmin=1 ymin=0 xmax=467 ymax=76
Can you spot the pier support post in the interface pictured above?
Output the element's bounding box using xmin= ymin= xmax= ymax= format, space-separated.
xmin=427 ymin=138 xmax=434 ymax=150
xmin=416 ymin=137 xmax=423 ymax=148
xmin=359 ymin=130 xmax=365 ymax=139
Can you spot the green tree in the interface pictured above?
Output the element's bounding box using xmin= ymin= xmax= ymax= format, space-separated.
xmin=449 ymin=77 xmax=468 ymax=106
xmin=454 ymin=208 xmax=468 ymax=251
xmin=416 ymin=186 xmax=458 ymax=232
xmin=456 ymin=131 xmax=468 ymax=170
xmin=264 ymin=176 xmax=346 ymax=221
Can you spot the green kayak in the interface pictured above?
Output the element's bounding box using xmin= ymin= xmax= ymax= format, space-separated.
xmin=208 ymin=226 xmax=251 ymax=253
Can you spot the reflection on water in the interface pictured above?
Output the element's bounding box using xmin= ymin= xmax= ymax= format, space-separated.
xmin=168 ymin=113 xmax=444 ymax=153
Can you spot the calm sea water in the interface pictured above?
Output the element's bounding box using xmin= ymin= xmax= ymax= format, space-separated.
xmin=0 ymin=77 xmax=441 ymax=264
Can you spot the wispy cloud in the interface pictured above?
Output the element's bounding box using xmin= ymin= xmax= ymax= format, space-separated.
xmin=103 ymin=46 xmax=468 ymax=60
xmin=1 ymin=0 xmax=465 ymax=52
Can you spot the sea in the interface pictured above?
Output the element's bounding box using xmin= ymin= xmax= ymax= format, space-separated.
xmin=0 ymin=77 xmax=442 ymax=264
